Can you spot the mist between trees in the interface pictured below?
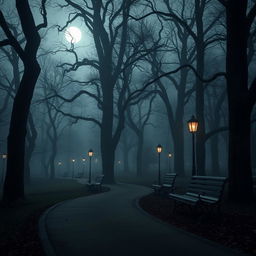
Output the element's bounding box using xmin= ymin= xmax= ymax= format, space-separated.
xmin=0 ymin=0 xmax=256 ymax=203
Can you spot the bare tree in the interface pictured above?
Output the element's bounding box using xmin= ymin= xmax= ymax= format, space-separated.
xmin=216 ymin=0 xmax=256 ymax=201
xmin=0 ymin=0 xmax=47 ymax=202
xmin=131 ymin=0 xmax=225 ymax=174
xmin=127 ymin=95 xmax=155 ymax=177
xmin=55 ymin=0 xmax=159 ymax=183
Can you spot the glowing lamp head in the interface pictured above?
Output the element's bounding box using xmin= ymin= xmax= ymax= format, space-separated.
xmin=156 ymin=144 xmax=162 ymax=153
xmin=168 ymin=153 xmax=172 ymax=158
xmin=2 ymin=154 xmax=7 ymax=159
xmin=187 ymin=115 xmax=199 ymax=133
xmin=72 ymin=159 xmax=75 ymax=162
xmin=58 ymin=161 xmax=62 ymax=165
xmin=82 ymin=158 xmax=86 ymax=162
xmin=88 ymin=149 xmax=94 ymax=157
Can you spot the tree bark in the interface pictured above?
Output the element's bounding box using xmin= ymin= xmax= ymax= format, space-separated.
xmin=24 ymin=113 xmax=37 ymax=185
xmin=226 ymin=1 xmax=253 ymax=201
xmin=101 ymin=83 xmax=115 ymax=183
xmin=210 ymin=134 xmax=220 ymax=175
xmin=136 ymin=133 xmax=144 ymax=177
xmin=3 ymin=62 xmax=41 ymax=201
xmin=195 ymin=1 xmax=206 ymax=176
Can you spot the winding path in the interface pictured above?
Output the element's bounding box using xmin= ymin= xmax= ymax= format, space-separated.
xmin=39 ymin=183 xmax=246 ymax=256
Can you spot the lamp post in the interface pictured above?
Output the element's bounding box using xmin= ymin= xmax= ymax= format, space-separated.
xmin=156 ymin=145 xmax=162 ymax=185
xmin=2 ymin=154 xmax=7 ymax=184
xmin=71 ymin=159 xmax=75 ymax=178
xmin=58 ymin=161 xmax=62 ymax=177
xmin=82 ymin=158 xmax=86 ymax=177
xmin=88 ymin=149 xmax=94 ymax=183
xmin=187 ymin=115 xmax=199 ymax=176
xmin=168 ymin=153 xmax=172 ymax=173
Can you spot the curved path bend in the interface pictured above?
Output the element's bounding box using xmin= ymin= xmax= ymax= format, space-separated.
xmin=39 ymin=183 xmax=247 ymax=256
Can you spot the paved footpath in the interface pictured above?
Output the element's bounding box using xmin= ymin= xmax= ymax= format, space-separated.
xmin=39 ymin=183 xmax=247 ymax=256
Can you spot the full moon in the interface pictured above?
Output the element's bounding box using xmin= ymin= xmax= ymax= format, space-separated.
xmin=65 ymin=26 xmax=82 ymax=43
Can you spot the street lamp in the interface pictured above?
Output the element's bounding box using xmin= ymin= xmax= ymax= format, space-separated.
xmin=168 ymin=153 xmax=172 ymax=173
xmin=88 ymin=149 xmax=94 ymax=183
xmin=82 ymin=158 xmax=86 ymax=177
xmin=57 ymin=161 xmax=62 ymax=177
xmin=156 ymin=144 xmax=162 ymax=185
xmin=71 ymin=159 xmax=75 ymax=178
xmin=187 ymin=115 xmax=199 ymax=176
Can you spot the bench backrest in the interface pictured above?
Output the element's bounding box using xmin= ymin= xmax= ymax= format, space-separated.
xmin=187 ymin=176 xmax=227 ymax=200
xmin=94 ymin=175 xmax=104 ymax=184
xmin=162 ymin=173 xmax=177 ymax=185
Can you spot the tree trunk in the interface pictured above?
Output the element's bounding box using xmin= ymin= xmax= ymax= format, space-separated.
xmin=228 ymin=104 xmax=253 ymax=200
xmin=136 ymin=134 xmax=143 ymax=177
xmin=49 ymin=139 xmax=57 ymax=179
xmin=251 ymin=122 xmax=256 ymax=172
xmin=122 ymin=132 xmax=130 ymax=173
xmin=195 ymin=1 xmax=206 ymax=176
xmin=24 ymin=113 xmax=37 ymax=185
xmin=210 ymin=134 xmax=220 ymax=176
xmin=173 ymin=121 xmax=184 ymax=176
xmin=3 ymin=62 xmax=41 ymax=202
xmin=195 ymin=40 xmax=206 ymax=176
xmin=226 ymin=1 xmax=253 ymax=201
xmin=101 ymin=85 xmax=115 ymax=183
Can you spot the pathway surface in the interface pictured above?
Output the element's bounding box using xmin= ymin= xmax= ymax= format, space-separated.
xmin=39 ymin=183 xmax=247 ymax=256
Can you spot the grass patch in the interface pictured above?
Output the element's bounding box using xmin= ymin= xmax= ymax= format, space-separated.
xmin=0 ymin=177 xmax=109 ymax=255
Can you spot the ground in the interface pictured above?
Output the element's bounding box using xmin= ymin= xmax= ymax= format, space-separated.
xmin=0 ymin=178 xmax=255 ymax=255
xmin=139 ymin=192 xmax=256 ymax=256
xmin=0 ymin=178 xmax=109 ymax=256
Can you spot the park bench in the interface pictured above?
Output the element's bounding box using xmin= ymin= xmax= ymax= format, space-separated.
xmin=86 ymin=174 xmax=104 ymax=192
xmin=152 ymin=173 xmax=177 ymax=194
xmin=169 ymin=176 xmax=227 ymax=213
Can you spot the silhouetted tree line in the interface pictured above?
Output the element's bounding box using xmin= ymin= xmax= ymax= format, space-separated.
xmin=0 ymin=0 xmax=256 ymax=203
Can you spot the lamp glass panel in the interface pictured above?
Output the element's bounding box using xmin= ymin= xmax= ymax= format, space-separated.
xmin=188 ymin=121 xmax=198 ymax=132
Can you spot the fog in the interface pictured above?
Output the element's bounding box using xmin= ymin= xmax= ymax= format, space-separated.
xmin=0 ymin=0 xmax=256 ymax=200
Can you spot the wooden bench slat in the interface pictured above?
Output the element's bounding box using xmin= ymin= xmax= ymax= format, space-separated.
xmin=192 ymin=176 xmax=227 ymax=181
xmin=169 ymin=175 xmax=227 ymax=212
xmin=189 ymin=183 xmax=223 ymax=191
xmin=152 ymin=173 xmax=177 ymax=194
xmin=190 ymin=179 xmax=226 ymax=186
xmin=169 ymin=193 xmax=199 ymax=206
xmin=187 ymin=189 xmax=221 ymax=198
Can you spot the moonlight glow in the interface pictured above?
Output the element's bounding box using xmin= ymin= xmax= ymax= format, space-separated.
xmin=65 ymin=26 xmax=82 ymax=43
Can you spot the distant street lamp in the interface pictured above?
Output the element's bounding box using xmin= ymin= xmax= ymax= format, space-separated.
xmin=1 ymin=154 xmax=7 ymax=185
xmin=156 ymin=145 xmax=162 ymax=185
xmin=117 ymin=160 xmax=121 ymax=172
xmin=168 ymin=153 xmax=172 ymax=173
xmin=57 ymin=161 xmax=62 ymax=176
xmin=88 ymin=149 xmax=94 ymax=183
xmin=187 ymin=115 xmax=199 ymax=176
xmin=82 ymin=158 xmax=86 ymax=177
xmin=71 ymin=159 xmax=75 ymax=178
